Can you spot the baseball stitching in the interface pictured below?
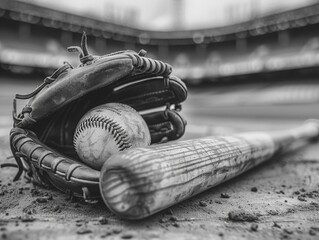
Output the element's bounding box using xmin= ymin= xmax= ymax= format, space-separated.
xmin=74 ymin=115 xmax=132 ymax=152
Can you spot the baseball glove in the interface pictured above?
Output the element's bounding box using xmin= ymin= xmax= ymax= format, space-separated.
xmin=6 ymin=33 xmax=187 ymax=200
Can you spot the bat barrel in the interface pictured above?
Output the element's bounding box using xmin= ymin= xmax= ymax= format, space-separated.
xmin=99 ymin=120 xmax=319 ymax=219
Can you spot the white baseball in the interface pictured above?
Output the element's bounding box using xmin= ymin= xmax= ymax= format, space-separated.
xmin=73 ymin=103 xmax=151 ymax=170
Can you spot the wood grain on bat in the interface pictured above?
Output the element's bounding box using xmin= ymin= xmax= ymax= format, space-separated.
xmin=99 ymin=120 xmax=319 ymax=219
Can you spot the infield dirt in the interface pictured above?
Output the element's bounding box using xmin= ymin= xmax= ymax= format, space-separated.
xmin=1 ymin=124 xmax=319 ymax=240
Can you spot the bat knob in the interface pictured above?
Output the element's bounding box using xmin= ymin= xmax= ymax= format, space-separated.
xmin=304 ymin=118 xmax=319 ymax=127
xmin=302 ymin=119 xmax=319 ymax=141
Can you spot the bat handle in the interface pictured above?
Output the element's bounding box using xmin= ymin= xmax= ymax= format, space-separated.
xmin=269 ymin=119 xmax=319 ymax=153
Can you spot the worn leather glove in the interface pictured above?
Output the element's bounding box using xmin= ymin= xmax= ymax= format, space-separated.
xmin=8 ymin=33 xmax=187 ymax=200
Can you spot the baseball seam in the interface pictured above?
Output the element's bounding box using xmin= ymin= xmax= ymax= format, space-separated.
xmin=74 ymin=115 xmax=132 ymax=152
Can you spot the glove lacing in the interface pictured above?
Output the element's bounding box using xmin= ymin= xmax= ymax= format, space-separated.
xmin=67 ymin=32 xmax=94 ymax=65
xmin=3 ymin=63 xmax=72 ymax=181
xmin=12 ymin=63 xmax=72 ymax=127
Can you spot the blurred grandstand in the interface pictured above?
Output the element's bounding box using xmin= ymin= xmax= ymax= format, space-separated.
xmin=1 ymin=0 xmax=319 ymax=85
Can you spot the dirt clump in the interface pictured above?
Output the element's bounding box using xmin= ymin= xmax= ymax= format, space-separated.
xmin=220 ymin=193 xmax=230 ymax=198
xmin=250 ymin=223 xmax=258 ymax=231
xmin=199 ymin=201 xmax=207 ymax=207
xmin=228 ymin=210 xmax=259 ymax=222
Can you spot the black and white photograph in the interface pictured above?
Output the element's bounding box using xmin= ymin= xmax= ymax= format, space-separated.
xmin=0 ymin=0 xmax=319 ymax=239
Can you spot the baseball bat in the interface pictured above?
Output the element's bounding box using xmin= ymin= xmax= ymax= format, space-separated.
xmin=99 ymin=120 xmax=319 ymax=219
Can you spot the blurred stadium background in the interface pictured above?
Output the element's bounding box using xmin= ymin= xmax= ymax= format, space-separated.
xmin=1 ymin=0 xmax=319 ymax=137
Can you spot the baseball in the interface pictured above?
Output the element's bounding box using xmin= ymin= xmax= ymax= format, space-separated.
xmin=73 ymin=103 xmax=151 ymax=170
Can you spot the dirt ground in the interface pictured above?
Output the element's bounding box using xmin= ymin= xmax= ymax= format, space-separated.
xmin=0 ymin=123 xmax=319 ymax=240
xmin=1 ymin=77 xmax=319 ymax=240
